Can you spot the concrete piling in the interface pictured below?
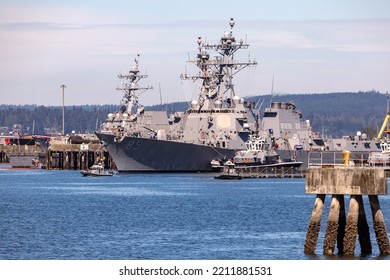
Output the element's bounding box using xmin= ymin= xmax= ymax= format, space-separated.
xmin=305 ymin=167 xmax=389 ymax=256
xmin=368 ymin=195 xmax=390 ymax=255
xmin=304 ymin=194 xmax=326 ymax=254
xmin=323 ymin=195 xmax=342 ymax=255
xmin=336 ymin=195 xmax=346 ymax=254
xmin=343 ymin=195 xmax=359 ymax=255
xmin=356 ymin=195 xmax=372 ymax=255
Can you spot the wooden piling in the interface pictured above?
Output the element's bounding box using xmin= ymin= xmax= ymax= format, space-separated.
xmin=46 ymin=142 xmax=115 ymax=170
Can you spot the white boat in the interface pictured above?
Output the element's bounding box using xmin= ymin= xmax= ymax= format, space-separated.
xmin=81 ymin=163 xmax=115 ymax=177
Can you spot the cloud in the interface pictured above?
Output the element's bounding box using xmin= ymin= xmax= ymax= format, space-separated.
xmin=0 ymin=16 xmax=389 ymax=105
xmin=243 ymin=19 xmax=390 ymax=55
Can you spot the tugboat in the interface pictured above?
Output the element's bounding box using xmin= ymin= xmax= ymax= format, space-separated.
xmin=233 ymin=133 xmax=303 ymax=168
xmin=213 ymin=121 xmax=303 ymax=179
xmin=96 ymin=18 xmax=259 ymax=172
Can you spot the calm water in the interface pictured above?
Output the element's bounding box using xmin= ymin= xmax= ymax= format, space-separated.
xmin=1 ymin=167 xmax=389 ymax=260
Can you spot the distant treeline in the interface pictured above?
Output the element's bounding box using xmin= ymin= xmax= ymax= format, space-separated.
xmin=0 ymin=91 xmax=388 ymax=137
xmin=0 ymin=105 xmax=117 ymax=135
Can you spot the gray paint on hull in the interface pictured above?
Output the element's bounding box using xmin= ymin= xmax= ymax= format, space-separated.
xmin=97 ymin=133 xmax=236 ymax=172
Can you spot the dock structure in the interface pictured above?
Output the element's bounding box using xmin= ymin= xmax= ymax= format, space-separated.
xmin=304 ymin=167 xmax=390 ymax=256
xmin=233 ymin=165 xmax=305 ymax=179
xmin=46 ymin=143 xmax=115 ymax=170
xmin=0 ymin=144 xmax=44 ymax=165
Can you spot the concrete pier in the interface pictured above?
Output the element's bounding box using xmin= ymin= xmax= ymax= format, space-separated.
xmin=304 ymin=167 xmax=390 ymax=256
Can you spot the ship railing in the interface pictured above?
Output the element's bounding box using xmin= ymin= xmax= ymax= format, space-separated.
xmin=367 ymin=156 xmax=390 ymax=168
xmin=307 ymin=151 xmax=367 ymax=168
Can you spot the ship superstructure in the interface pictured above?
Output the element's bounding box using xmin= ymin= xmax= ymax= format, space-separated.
xmin=170 ymin=17 xmax=258 ymax=149
xmin=99 ymin=54 xmax=170 ymax=139
xmin=262 ymin=100 xmax=382 ymax=167
xmin=262 ymin=101 xmax=326 ymax=151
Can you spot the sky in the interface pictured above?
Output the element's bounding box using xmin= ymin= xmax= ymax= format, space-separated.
xmin=0 ymin=0 xmax=390 ymax=106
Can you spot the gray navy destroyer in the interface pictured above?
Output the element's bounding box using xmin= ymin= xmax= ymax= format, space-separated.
xmin=96 ymin=18 xmax=261 ymax=172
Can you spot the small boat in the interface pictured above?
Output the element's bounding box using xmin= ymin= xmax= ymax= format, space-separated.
xmin=81 ymin=163 xmax=115 ymax=177
xmin=214 ymin=160 xmax=242 ymax=180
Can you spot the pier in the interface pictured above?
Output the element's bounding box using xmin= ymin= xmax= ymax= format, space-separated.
xmin=304 ymin=166 xmax=390 ymax=256
xmin=1 ymin=135 xmax=116 ymax=170
xmin=47 ymin=142 xmax=115 ymax=170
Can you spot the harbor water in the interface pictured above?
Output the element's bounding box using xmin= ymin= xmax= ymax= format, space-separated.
xmin=1 ymin=167 xmax=390 ymax=260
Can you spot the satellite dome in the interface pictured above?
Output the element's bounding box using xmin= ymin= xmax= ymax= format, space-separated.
xmin=232 ymin=96 xmax=240 ymax=104
xmin=214 ymin=100 xmax=222 ymax=108
xmin=191 ymin=100 xmax=198 ymax=109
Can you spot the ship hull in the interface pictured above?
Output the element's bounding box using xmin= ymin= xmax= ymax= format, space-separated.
xmin=96 ymin=133 xmax=236 ymax=172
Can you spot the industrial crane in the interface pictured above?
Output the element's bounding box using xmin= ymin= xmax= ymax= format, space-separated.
xmin=375 ymin=112 xmax=390 ymax=141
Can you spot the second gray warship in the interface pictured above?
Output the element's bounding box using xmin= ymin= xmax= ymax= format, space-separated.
xmin=96 ymin=18 xmax=260 ymax=172
xmin=261 ymin=100 xmax=382 ymax=168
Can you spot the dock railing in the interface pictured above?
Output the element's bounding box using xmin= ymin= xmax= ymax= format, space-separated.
xmin=234 ymin=165 xmax=304 ymax=178
xmin=308 ymin=151 xmax=367 ymax=168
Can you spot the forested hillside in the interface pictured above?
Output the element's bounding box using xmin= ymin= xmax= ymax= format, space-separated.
xmin=0 ymin=91 xmax=387 ymax=137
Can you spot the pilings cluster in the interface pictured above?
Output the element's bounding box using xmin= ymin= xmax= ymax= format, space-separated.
xmin=47 ymin=143 xmax=115 ymax=170
xmin=304 ymin=167 xmax=390 ymax=256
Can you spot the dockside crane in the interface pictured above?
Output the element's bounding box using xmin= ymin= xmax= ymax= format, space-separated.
xmin=375 ymin=112 xmax=390 ymax=141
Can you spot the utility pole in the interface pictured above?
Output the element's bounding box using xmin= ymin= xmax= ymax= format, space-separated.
xmin=60 ymin=84 xmax=66 ymax=135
